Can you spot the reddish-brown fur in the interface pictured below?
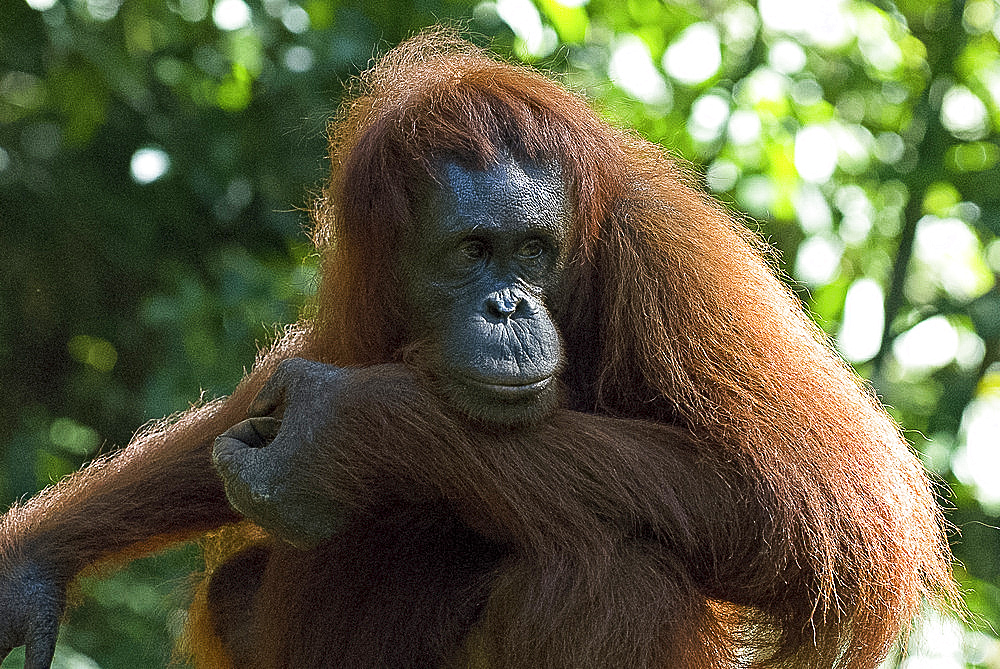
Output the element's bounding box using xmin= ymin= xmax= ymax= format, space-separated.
xmin=0 ymin=31 xmax=954 ymax=668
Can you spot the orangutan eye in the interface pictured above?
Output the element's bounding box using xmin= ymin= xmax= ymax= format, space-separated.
xmin=517 ymin=239 xmax=545 ymax=260
xmin=458 ymin=239 xmax=487 ymax=262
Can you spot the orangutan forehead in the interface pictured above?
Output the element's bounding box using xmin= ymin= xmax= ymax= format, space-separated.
xmin=433 ymin=156 xmax=564 ymax=198
xmin=408 ymin=157 xmax=570 ymax=233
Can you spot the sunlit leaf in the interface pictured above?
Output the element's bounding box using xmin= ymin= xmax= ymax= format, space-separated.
xmin=536 ymin=0 xmax=588 ymax=43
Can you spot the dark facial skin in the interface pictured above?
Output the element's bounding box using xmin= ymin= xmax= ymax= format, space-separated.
xmin=400 ymin=157 xmax=572 ymax=425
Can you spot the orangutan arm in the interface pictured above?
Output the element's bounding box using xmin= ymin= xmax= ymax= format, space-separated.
xmin=0 ymin=396 xmax=251 ymax=667
xmin=213 ymin=360 xmax=768 ymax=585
xmin=0 ymin=336 xmax=317 ymax=667
xmin=0 ymin=410 xmax=232 ymax=667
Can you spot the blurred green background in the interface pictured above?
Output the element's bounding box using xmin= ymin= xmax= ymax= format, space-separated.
xmin=1 ymin=0 xmax=999 ymax=666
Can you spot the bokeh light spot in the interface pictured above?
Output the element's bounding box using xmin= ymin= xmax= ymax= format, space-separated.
xmin=130 ymin=147 xmax=170 ymax=185
xmin=663 ymin=23 xmax=721 ymax=86
xmin=609 ymin=35 xmax=671 ymax=106
xmin=213 ymin=0 xmax=252 ymax=31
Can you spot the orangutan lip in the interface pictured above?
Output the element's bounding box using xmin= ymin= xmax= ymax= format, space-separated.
xmin=463 ymin=375 xmax=553 ymax=396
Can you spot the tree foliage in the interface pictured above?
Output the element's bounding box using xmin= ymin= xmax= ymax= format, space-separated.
xmin=1 ymin=0 xmax=998 ymax=666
